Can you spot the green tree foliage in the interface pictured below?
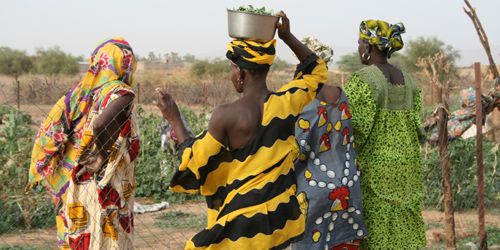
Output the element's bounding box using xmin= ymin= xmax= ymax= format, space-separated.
xmin=134 ymin=106 xmax=206 ymax=202
xmin=190 ymin=59 xmax=228 ymax=78
xmin=337 ymin=52 xmax=364 ymax=73
xmin=0 ymin=106 xmax=55 ymax=233
xmin=33 ymin=46 xmax=80 ymax=75
xmin=0 ymin=47 xmax=33 ymax=79
xmin=403 ymin=37 xmax=460 ymax=74
xmin=183 ymin=54 xmax=196 ymax=63
xmin=271 ymin=57 xmax=292 ymax=71
xmin=422 ymin=138 xmax=499 ymax=210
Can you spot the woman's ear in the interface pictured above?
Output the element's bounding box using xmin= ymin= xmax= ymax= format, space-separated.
xmin=239 ymin=68 xmax=245 ymax=83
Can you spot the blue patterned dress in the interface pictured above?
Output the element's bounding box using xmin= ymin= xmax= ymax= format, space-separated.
xmin=293 ymin=89 xmax=367 ymax=250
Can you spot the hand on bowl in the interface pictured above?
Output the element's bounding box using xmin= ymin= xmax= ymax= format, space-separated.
xmin=277 ymin=11 xmax=292 ymax=41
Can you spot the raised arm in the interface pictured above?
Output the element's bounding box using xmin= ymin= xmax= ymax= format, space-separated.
xmin=277 ymin=11 xmax=313 ymax=62
xmin=156 ymin=88 xmax=191 ymax=144
xmin=155 ymin=89 xmax=228 ymax=194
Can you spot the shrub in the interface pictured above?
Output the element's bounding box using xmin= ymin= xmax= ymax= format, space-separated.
xmin=0 ymin=105 xmax=55 ymax=234
xmin=134 ymin=106 xmax=207 ymax=202
xmin=422 ymin=138 xmax=499 ymax=210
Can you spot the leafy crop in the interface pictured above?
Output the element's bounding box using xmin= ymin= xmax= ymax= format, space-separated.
xmin=134 ymin=106 xmax=207 ymax=202
xmin=234 ymin=5 xmax=275 ymax=15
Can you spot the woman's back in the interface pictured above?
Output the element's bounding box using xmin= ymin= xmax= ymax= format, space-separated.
xmin=168 ymin=54 xmax=328 ymax=249
xmin=344 ymin=65 xmax=426 ymax=248
xmin=345 ymin=65 xmax=423 ymax=203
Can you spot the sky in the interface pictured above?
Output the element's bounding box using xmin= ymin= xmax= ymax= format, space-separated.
xmin=1 ymin=0 xmax=499 ymax=66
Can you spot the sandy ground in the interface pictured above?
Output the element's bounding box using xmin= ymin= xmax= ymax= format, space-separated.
xmin=0 ymin=202 xmax=206 ymax=249
xmin=0 ymin=202 xmax=499 ymax=249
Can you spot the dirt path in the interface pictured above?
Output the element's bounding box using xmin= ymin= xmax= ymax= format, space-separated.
xmin=1 ymin=203 xmax=499 ymax=249
xmin=0 ymin=202 xmax=206 ymax=249
xmin=423 ymin=210 xmax=500 ymax=247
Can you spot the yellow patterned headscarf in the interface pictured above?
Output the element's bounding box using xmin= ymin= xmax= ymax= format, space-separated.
xmin=359 ymin=20 xmax=405 ymax=58
xmin=226 ymin=39 xmax=276 ymax=70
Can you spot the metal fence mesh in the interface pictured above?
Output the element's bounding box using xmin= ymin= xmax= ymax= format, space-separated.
xmin=0 ymin=79 xmax=206 ymax=249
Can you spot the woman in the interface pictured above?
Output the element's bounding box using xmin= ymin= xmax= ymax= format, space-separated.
xmin=292 ymin=39 xmax=367 ymax=250
xmin=344 ymin=20 xmax=426 ymax=248
xmin=156 ymin=12 xmax=327 ymax=249
xmin=29 ymin=38 xmax=139 ymax=250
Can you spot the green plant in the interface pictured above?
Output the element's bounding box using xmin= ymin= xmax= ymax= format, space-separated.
xmin=336 ymin=52 xmax=364 ymax=73
xmin=33 ymin=46 xmax=80 ymax=75
xmin=190 ymin=59 xmax=228 ymax=79
xmin=134 ymin=106 xmax=207 ymax=202
xmin=0 ymin=47 xmax=33 ymax=79
xmin=0 ymin=105 xmax=55 ymax=234
xmin=234 ymin=5 xmax=274 ymax=15
xmin=422 ymin=138 xmax=499 ymax=210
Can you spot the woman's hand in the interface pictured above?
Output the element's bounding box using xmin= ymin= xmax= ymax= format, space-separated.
xmin=276 ymin=11 xmax=313 ymax=62
xmin=75 ymin=150 xmax=107 ymax=178
xmin=276 ymin=11 xmax=292 ymax=41
xmin=156 ymin=88 xmax=182 ymax=122
xmin=155 ymin=88 xmax=190 ymax=144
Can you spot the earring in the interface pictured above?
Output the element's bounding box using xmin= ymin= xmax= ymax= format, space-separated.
xmin=239 ymin=80 xmax=244 ymax=85
xmin=362 ymin=52 xmax=371 ymax=61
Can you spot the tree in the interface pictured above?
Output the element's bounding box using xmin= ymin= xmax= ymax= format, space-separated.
xmin=183 ymin=54 xmax=196 ymax=63
xmin=33 ymin=46 xmax=80 ymax=75
xmin=147 ymin=52 xmax=157 ymax=62
xmin=464 ymin=0 xmax=499 ymax=80
xmin=405 ymin=37 xmax=460 ymax=104
xmin=417 ymin=52 xmax=458 ymax=249
xmin=403 ymin=37 xmax=460 ymax=74
xmin=271 ymin=57 xmax=292 ymax=71
xmin=0 ymin=47 xmax=33 ymax=108
xmin=337 ymin=52 xmax=364 ymax=73
xmin=0 ymin=47 xmax=33 ymax=78
xmin=337 ymin=51 xmax=408 ymax=74
xmin=190 ymin=58 xmax=228 ymax=78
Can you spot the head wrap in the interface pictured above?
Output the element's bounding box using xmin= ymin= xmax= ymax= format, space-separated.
xmin=359 ymin=20 xmax=405 ymax=58
xmin=86 ymin=37 xmax=137 ymax=88
xmin=301 ymin=36 xmax=334 ymax=64
xmin=461 ymin=87 xmax=476 ymax=108
xmin=226 ymin=39 xmax=276 ymax=70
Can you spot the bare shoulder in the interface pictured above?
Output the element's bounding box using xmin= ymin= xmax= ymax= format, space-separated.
xmin=317 ymin=85 xmax=341 ymax=104
xmin=207 ymin=103 xmax=235 ymax=142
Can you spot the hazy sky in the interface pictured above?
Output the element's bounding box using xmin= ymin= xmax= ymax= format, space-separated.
xmin=1 ymin=0 xmax=499 ymax=66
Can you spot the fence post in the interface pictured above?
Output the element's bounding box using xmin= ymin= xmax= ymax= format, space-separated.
xmin=137 ymin=82 xmax=141 ymax=105
xmin=474 ymin=62 xmax=487 ymax=250
xmin=437 ymin=73 xmax=457 ymax=249
xmin=16 ymin=78 xmax=20 ymax=109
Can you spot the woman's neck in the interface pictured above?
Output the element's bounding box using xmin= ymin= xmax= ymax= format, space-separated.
xmin=243 ymin=79 xmax=270 ymax=97
xmin=370 ymin=56 xmax=388 ymax=65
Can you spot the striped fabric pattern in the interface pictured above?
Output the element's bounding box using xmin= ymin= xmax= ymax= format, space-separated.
xmin=170 ymin=54 xmax=328 ymax=250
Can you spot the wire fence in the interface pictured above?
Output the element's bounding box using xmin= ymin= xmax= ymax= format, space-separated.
xmin=0 ymin=78 xmax=208 ymax=250
xmin=1 ymin=75 xmax=499 ymax=249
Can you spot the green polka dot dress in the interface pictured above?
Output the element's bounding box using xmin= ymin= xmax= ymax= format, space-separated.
xmin=344 ymin=65 xmax=426 ymax=249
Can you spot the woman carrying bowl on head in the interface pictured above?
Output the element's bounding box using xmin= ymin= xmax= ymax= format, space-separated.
xmin=344 ymin=20 xmax=426 ymax=248
xmin=156 ymin=11 xmax=329 ymax=250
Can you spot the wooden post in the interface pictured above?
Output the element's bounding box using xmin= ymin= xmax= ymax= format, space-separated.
xmin=16 ymin=77 xmax=20 ymax=109
xmin=474 ymin=62 xmax=487 ymax=249
xmin=137 ymin=82 xmax=141 ymax=105
xmin=438 ymin=79 xmax=457 ymax=249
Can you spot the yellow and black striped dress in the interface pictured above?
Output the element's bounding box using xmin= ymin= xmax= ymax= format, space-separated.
xmin=170 ymin=54 xmax=327 ymax=250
